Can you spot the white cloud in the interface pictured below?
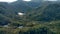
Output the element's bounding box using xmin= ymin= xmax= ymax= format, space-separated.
xmin=0 ymin=0 xmax=17 ymax=3
xmin=23 ymin=0 xmax=31 ymax=2
xmin=18 ymin=13 xmax=24 ymax=16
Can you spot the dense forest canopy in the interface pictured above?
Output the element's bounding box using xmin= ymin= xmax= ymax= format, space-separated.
xmin=0 ymin=0 xmax=60 ymax=34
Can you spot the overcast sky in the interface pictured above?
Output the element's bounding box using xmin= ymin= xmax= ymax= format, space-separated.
xmin=0 ymin=0 xmax=58 ymax=3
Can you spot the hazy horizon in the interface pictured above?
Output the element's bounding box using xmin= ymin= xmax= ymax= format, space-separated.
xmin=0 ymin=0 xmax=59 ymax=3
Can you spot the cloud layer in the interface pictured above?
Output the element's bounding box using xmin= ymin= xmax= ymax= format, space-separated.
xmin=0 ymin=0 xmax=17 ymax=3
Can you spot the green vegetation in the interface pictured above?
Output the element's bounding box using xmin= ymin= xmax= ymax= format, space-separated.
xmin=0 ymin=1 xmax=60 ymax=34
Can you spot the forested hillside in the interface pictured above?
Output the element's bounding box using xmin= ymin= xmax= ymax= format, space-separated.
xmin=0 ymin=1 xmax=60 ymax=34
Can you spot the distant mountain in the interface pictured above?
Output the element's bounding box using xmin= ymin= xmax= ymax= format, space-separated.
xmin=26 ymin=2 xmax=60 ymax=21
xmin=10 ymin=0 xmax=43 ymax=12
xmin=10 ymin=0 xmax=60 ymax=13
xmin=0 ymin=1 xmax=60 ymax=25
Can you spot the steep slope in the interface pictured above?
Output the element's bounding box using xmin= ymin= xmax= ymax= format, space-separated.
xmin=0 ymin=2 xmax=22 ymax=26
xmin=26 ymin=2 xmax=60 ymax=21
xmin=10 ymin=1 xmax=33 ymax=13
